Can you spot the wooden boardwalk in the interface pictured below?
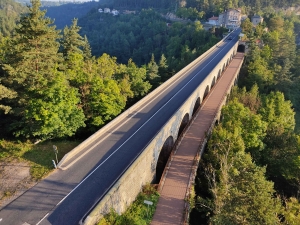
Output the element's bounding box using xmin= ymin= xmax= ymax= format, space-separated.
xmin=151 ymin=53 xmax=244 ymax=225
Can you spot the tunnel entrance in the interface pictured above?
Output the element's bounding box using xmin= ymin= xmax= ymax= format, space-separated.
xmin=237 ymin=44 xmax=245 ymax=52
xmin=192 ymin=97 xmax=201 ymax=116
xmin=155 ymin=136 xmax=174 ymax=184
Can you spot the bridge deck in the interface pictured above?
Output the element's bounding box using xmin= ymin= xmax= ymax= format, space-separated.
xmin=151 ymin=52 xmax=244 ymax=225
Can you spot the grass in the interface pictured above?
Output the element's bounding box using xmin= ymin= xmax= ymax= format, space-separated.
xmin=0 ymin=139 xmax=81 ymax=180
xmin=98 ymin=184 xmax=160 ymax=225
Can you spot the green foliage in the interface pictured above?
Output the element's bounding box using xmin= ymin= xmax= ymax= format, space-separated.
xmin=175 ymin=7 xmax=204 ymax=21
xmin=78 ymin=9 xmax=218 ymax=70
xmin=0 ymin=83 xmax=17 ymax=114
xmin=192 ymin=84 xmax=300 ymax=224
xmin=0 ymin=0 xmax=86 ymax=139
xmin=221 ymin=99 xmax=266 ymax=149
xmin=240 ymin=18 xmax=253 ymax=37
xmin=0 ymin=139 xmax=80 ymax=179
xmin=97 ymin=184 xmax=159 ymax=225
xmin=281 ymin=197 xmax=300 ymax=224
xmin=259 ymin=91 xmax=295 ymax=132
xmin=118 ymin=59 xmax=151 ymax=98
xmin=194 ymin=119 xmax=281 ymax=225
xmin=61 ymin=18 xmax=85 ymax=66
xmin=0 ymin=0 xmax=28 ymax=36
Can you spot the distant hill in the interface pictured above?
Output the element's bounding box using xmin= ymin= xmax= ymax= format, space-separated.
xmin=42 ymin=1 xmax=112 ymax=29
xmin=0 ymin=0 xmax=27 ymax=36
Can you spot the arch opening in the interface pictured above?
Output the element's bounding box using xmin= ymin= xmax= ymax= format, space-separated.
xmin=237 ymin=44 xmax=245 ymax=53
xmin=155 ymin=136 xmax=174 ymax=184
xmin=211 ymin=76 xmax=216 ymax=88
xmin=192 ymin=97 xmax=201 ymax=116
xmin=203 ymin=85 xmax=210 ymax=100
xmin=178 ymin=113 xmax=189 ymax=137
xmin=217 ymin=69 xmax=221 ymax=79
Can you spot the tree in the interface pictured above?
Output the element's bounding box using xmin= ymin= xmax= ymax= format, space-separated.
xmin=119 ymin=59 xmax=151 ymax=98
xmin=221 ymin=99 xmax=266 ymax=150
xmin=281 ymin=197 xmax=300 ymax=224
xmin=1 ymin=0 xmax=85 ymax=139
xmin=197 ymin=123 xmax=281 ymax=225
xmin=146 ymin=54 xmax=160 ymax=89
xmin=158 ymin=54 xmax=171 ymax=82
xmin=241 ymin=18 xmax=253 ymax=36
xmin=259 ymin=91 xmax=295 ymax=132
xmin=66 ymin=53 xmax=129 ymax=129
xmin=245 ymin=55 xmax=274 ymax=93
xmin=61 ymin=18 xmax=85 ymax=69
xmin=0 ymin=84 xmax=16 ymax=114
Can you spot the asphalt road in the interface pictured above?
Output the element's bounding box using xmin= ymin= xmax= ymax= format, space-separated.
xmin=0 ymin=29 xmax=241 ymax=225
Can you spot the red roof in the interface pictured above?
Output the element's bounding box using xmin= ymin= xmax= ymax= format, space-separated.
xmin=209 ymin=16 xmax=219 ymax=20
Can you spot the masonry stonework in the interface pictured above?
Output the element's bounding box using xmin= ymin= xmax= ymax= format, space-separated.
xmin=83 ymin=42 xmax=239 ymax=225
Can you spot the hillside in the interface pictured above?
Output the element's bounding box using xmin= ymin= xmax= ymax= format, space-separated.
xmin=42 ymin=2 xmax=101 ymax=29
xmin=0 ymin=0 xmax=27 ymax=36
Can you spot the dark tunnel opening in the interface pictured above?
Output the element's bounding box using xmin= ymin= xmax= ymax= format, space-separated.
xmin=178 ymin=113 xmax=189 ymax=137
xmin=192 ymin=97 xmax=201 ymax=116
xmin=237 ymin=44 xmax=245 ymax=52
xmin=155 ymin=136 xmax=174 ymax=184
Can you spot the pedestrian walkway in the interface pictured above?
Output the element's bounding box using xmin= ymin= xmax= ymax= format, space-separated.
xmin=151 ymin=53 xmax=244 ymax=225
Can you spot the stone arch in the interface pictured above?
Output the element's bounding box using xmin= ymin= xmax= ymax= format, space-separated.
xmin=217 ymin=69 xmax=221 ymax=79
xmin=178 ymin=113 xmax=189 ymax=137
xmin=215 ymin=119 xmax=219 ymax=126
xmin=155 ymin=136 xmax=174 ymax=183
xmin=234 ymin=77 xmax=238 ymax=85
xmin=226 ymin=58 xmax=229 ymax=66
xmin=192 ymin=97 xmax=201 ymax=116
xmin=222 ymin=63 xmax=225 ymax=72
xmin=211 ymin=76 xmax=216 ymax=88
xmin=203 ymin=85 xmax=210 ymax=100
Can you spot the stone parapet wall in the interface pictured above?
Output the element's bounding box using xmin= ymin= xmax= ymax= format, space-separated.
xmin=82 ymin=41 xmax=239 ymax=225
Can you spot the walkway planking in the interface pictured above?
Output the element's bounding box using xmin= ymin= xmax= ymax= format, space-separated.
xmin=151 ymin=53 xmax=245 ymax=225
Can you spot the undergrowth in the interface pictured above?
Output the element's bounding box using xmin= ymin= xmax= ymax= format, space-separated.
xmin=0 ymin=139 xmax=80 ymax=180
xmin=98 ymin=183 xmax=160 ymax=225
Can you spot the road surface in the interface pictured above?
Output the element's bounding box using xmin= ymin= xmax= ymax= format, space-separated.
xmin=0 ymin=29 xmax=241 ymax=225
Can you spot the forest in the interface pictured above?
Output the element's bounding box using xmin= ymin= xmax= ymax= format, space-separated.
xmin=0 ymin=0 xmax=220 ymax=140
xmin=0 ymin=0 xmax=300 ymax=224
xmin=190 ymin=12 xmax=300 ymax=225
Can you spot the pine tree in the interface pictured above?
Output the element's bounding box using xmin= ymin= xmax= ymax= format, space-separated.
xmin=1 ymin=0 xmax=85 ymax=139
xmin=61 ymin=18 xmax=85 ymax=68
xmin=146 ymin=54 xmax=160 ymax=89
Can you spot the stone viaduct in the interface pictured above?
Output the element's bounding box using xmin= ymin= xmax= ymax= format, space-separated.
xmin=58 ymin=38 xmax=244 ymax=225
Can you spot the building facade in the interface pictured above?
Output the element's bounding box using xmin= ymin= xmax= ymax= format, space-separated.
xmin=251 ymin=15 xmax=263 ymax=26
xmin=218 ymin=9 xmax=241 ymax=28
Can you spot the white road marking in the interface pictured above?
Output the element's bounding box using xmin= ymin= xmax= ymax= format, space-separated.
xmin=59 ymin=39 xmax=228 ymax=170
xmin=56 ymin=33 xmax=237 ymax=206
xmin=34 ymin=32 xmax=239 ymax=225
xmin=36 ymin=213 xmax=49 ymax=225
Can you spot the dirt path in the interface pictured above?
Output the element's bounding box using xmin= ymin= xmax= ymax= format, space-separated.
xmin=0 ymin=158 xmax=37 ymax=210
